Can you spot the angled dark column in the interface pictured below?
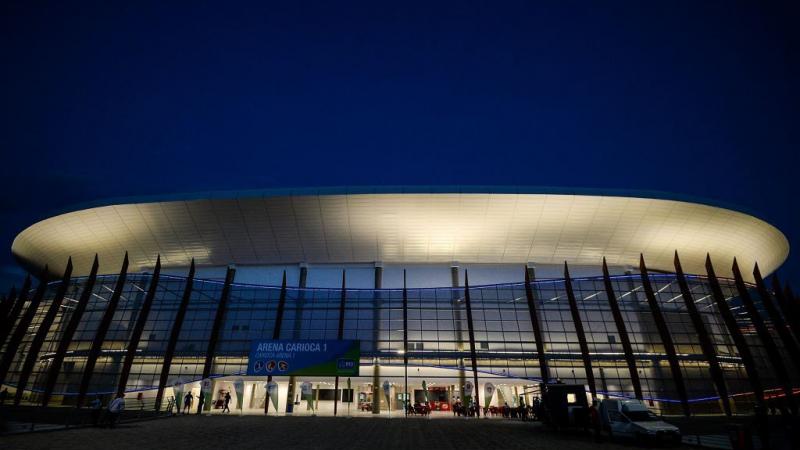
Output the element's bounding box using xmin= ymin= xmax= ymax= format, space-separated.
xmin=0 ymin=282 xmax=24 ymax=348
xmin=602 ymin=258 xmax=642 ymax=400
xmin=201 ymin=266 xmax=236 ymax=380
xmin=674 ymin=252 xmax=731 ymax=416
xmin=753 ymin=265 xmax=800 ymax=365
xmin=452 ymin=266 xmax=466 ymax=396
xmin=463 ymin=271 xmax=480 ymax=416
xmin=563 ymin=262 xmax=597 ymax=399
xmin=787 ymin=285 xmax=800 ymax=344
xmin=154 ymin=259 xmax=195 ymax=411
xmin=333 ymin=271 xmax=346 ymax=416
xmin=286 ymin=266 xmax=307 ymax=413
xmin=0 ymin=288 xmax=16 ymax=326
xmin=42 ymin=256 xmax=99 ymax=406
xmin=75 ymin=253 xmax=129 ymax=408
xmin=272 ymin=271 xmax=289 ymax=339
xmin=115 ymin=256 xmax=162 ymax=396
xmin=300 ymin=266 xmax=308 ymax=288
xmin=731 ymin=259 xmax=795 ymax=410
xmin=706 ymin=255 xmax=764 ymax=410
xmin=785 ymin=284 xmax=800 ymax=319
xmin=0 ymin=277 xmax=31 ymax=353
xmin=0 ymin=268 xmax=49 ymax=387
xmin=403 ymin=270 xmax=408 ymax=418
xmin=265 ymin=271 xmax=288 ymax=414
xmin=524 ymin=267 xmax=550 ymax=384
xmin=371 ymin=266 xmax=382 ymax=415
xmin=770 ymin=274 xmax=800 ymax=343
xmin=0 ymin=291 xmax=10 ymax=349
xmin=14 ymin=258 xmax=73 ymax=405
xmin=639 ymin=255 xmax=689 ymax=416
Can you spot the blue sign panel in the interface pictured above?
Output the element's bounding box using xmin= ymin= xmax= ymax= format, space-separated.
xmin=246 ymin=340 xmax=360 ymax=376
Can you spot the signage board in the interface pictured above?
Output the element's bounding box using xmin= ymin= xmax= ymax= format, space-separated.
xmin=247 ymin=339 xmax=360 ymax=376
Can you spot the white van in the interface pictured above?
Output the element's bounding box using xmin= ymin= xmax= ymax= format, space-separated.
xmin=599 ymin=399 xmax=681 ymax=444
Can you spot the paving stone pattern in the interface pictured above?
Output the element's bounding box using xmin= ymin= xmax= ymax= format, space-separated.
xmin=1 ymin=416 xmax=694 ymax=450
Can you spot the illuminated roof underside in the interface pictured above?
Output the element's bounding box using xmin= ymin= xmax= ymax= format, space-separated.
xmin=11 ymin=193 xmax=789 ymax=282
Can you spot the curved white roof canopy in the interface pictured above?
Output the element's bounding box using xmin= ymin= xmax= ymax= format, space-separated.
xmin=11 ymin=192 xmax=789 ymax=282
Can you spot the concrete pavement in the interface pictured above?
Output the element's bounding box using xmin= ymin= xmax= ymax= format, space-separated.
xmin=0 ymin=415 xmax=692 ymax=450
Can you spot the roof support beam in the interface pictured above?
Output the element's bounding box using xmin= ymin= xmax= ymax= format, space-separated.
xmin=76 ymin=253 xmax=129 ymax=408
xmin=769 ymin=274 xmax=800 ymax=343
xmin=463 ymin=271 xmax=480 ymax=416
xmin=370 ymin=266 xmax=382 ymax=415
xmin=0 ymin=279 xmax=27 ymax=349
xmin=753 ymin=265 xmax=800 ymax=369
xmin=154 ymin=259 xmax=195 ymax=411
xmin=564 ymin=262 xmax=596 ymax=399
xmin=286 ymin=266 xmax=308 ymax=414
xmin=403 ymin=270 xmax=408 ymax=418
xmin=333 ymin=271 xmax=346 ymax=416
xmin=524 ymin=267 xmax=550 ymax=384
xmin=785 ymin=284 xmax=800 ymax=317
xmin=14 ymin=259 xmax=73 ymax=405
xmin=674 ymin=252 xmax=730 ymax=416
xmin=602 ymin=258 xmax=642 ymax=400
xmin=0 ymin=269 xmax=49 ymax=388
xmin=0 ymin=287 xmax=17 ymax=328
xmin=731 ymin=259 xmax=795 ymax=411
xmin=273 ymin=271 xmax=289 ymax=340
xmin=201 ymin=266 xmax=236 ymax=380
xmin=640 ymin=255 xmax=689 ymax=416
xmin=42 ymin=256 xmax=99 ymax=407
xmin=115 ymin=256 xmax=162 ymax=396
xmin=265 ymin=271 xmax=288 ymax=415
xmin=705 ymin=255 xmax=764 ymax=410
xmin=452 ymin=266 xmax=466 ymax=401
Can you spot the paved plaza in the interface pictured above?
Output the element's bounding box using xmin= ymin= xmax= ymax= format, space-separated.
xmin=0 ymin=415 xmax=693 ymax=450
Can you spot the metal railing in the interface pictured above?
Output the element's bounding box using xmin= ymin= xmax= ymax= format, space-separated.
xmin=0 ymin=397 xmax=174 ymax=434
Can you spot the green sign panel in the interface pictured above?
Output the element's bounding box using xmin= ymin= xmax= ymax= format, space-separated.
xmin=247 ymin=340 xmax=360 ymax=376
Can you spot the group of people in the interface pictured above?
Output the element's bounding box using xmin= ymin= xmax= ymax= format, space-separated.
xmin=451 ymin=398 xmax=479 ymax=417
xmin=84 ymin=388 xmax=237 ymax=427
xmin=175 ymin=390 xmax=230 ymax=414
xmin=766 ymin=396 xmax=796 ymax=416
xmin=450 ymin=396 xmax=544 ymax=420
xmin=88 ymin=393 xmax=126 ymax=428
xmin=405 ymin=402 xmax=431 ymax=415
xmin=485 ymin=401 xmax=537 ymax=420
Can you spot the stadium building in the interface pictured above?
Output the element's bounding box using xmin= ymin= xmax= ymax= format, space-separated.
xmin=0 ymin=187 xmax=798 ymax=416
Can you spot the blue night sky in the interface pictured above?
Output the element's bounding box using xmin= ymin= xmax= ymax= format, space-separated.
xmin=1 ymin=1 xmax=798 ymax=292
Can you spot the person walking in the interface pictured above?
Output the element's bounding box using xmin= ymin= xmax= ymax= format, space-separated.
xmin=0 ymin=387 xmax=8 ymax=405
xmin=89 ymin=395 xmax=103 ymax=426
xmin=106 ymin=393 xmax=125 ymax=428
xmin=183 ymin=391 xmax=193 ymax=414
xmin=222 ymin=392 xmax=231 ymax=413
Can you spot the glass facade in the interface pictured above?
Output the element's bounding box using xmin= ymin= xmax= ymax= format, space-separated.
xmin=1 ymin=269 xmax=798 ymax=416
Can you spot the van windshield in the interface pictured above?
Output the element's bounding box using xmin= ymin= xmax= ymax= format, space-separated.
xmin=625 ymin=410 xmax=657 ymax=421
